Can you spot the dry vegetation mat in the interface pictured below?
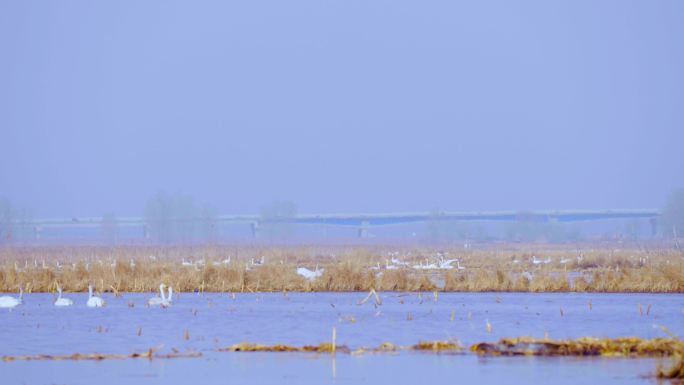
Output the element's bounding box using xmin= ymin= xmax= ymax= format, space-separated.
xmin=470 ymin=337 xmax=684 ymax=357
xmin=220 ymin=340 xmax=463 ymax=355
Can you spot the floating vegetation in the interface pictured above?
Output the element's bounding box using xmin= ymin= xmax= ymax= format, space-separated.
xmin=658 ymin=354 xmax=684 ymax=379
xmin=412 ymin=341 xmax=462 ymax=352
xmin=470 ymin=337 xmax=684 ymax=357
xmin=219 ymin=340 xmax=463 ymax=355
xmin=1 ymin=348 xmax=201 ymax=362
xmin=219 ymin=343 xmax=349 ymax=354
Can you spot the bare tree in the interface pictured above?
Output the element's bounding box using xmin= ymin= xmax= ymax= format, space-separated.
xmin=662 ymin=189 xmax=684 ymax=250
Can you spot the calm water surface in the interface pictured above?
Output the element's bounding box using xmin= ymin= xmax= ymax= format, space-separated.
xmin=1 ymin=292 xmax=682 ymax=384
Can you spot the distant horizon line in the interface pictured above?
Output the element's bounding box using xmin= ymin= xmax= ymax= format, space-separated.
xmin=21 ymin=208 xmax=661 ymax=228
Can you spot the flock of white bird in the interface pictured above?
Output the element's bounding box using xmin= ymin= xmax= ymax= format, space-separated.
xmin=1 ymin=251 xmax=595 ymax=310
xmin=0 ymin=283 xmax=173 ymax=310
xmin=295 ymin=255 xmax=469 ymax=281
xmin=511 ymin=255 xmax=584 ymax=266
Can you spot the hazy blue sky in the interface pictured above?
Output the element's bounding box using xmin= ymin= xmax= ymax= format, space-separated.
xmin=1 ymin=1 xmax=683 ymax=217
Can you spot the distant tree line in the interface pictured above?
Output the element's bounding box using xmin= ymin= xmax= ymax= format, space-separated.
xmin=662 ymin=189 xmax=684 ymax=247
xmin=0 ymin=197 xmax=34 ymax=244
xmin=144 ymin=192 xmax=217 ymax=244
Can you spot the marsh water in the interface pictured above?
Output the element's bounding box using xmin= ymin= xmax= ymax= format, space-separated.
xmin=1 ymin=292 xmax=683 ymax=384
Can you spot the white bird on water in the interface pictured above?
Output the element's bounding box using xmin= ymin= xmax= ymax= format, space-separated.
xmin=148 ymin=284 xmax=167 ymax=306
xmin=54 ymin=287 xmax=73 ymax=307
xmin=0 ymin=287 xmax=23 ymax=309
xmin=87 ymin=284 xmax=105 ymax=307
xmin=166 ymin=286 xmax=173 ymax=304
xmin=149 ymin=284 xmax=173 ymax=307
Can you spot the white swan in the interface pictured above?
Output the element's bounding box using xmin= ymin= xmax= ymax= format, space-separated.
xmin=297 ymin=265 xmax=323 ymax=280
xmin=532 ymin=256 xmax=551 ymax=265
xmin=148 ymin=284 xmax=167 ymax=306
xmin=0 ymin=287 xmax=23 ymax=309
xmin=86 ymin=284 xmax=105 ymax=307
xmin=438 ymin=258 xmax=458 ymax=269
xmin=390 ymin=257 xmax=409 ymax=267
xmin=249 ymin=256 xmax=265 ymax=268
xmin=54 ymin=287 xmax=73 ymax=307
xmin=182 ymin=258 xmax=194 ymax=267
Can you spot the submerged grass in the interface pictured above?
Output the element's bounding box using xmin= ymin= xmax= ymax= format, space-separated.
xmin=0 ymin=245 xmax=682 ymax=293
xmin=1 ymin=348 xmax=201 ymax=362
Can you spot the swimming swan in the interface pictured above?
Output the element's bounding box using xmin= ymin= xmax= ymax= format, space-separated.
xmin=149 ymin=284 xmax=172 ymax=307
xmin=0 ymin=287 xmax=23 ymax=309
xmin=54 ymin=287 xmax=73 ymax=307
xmin=148 ymin=284 xmax=167 ymax=306
xmin=87 ymin=284 xmax=105 ymax=307
xmin=166 ymin=286 xmax=173 ymax=304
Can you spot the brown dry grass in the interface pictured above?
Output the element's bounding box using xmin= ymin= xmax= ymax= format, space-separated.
xmin=471 ymin=336 xmax=684 ymax=357
xmin=220 ymin=343 xmax=346 ymax=354
xmin=220 ymin=340 xmax=462 ymax=354
xmin=0 ymin=244 xmax=682 ymax=293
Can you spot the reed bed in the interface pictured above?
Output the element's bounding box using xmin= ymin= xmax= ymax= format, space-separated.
xmin=0 ymin=245 xmax=682 ymax=293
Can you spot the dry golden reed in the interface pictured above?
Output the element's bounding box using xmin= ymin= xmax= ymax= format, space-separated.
xmin=1 ymin=245 xmax=682 ymax=293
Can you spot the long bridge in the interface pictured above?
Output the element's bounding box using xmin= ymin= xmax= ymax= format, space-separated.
xmin=21 ymin=209 xmax=660 ymax=238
